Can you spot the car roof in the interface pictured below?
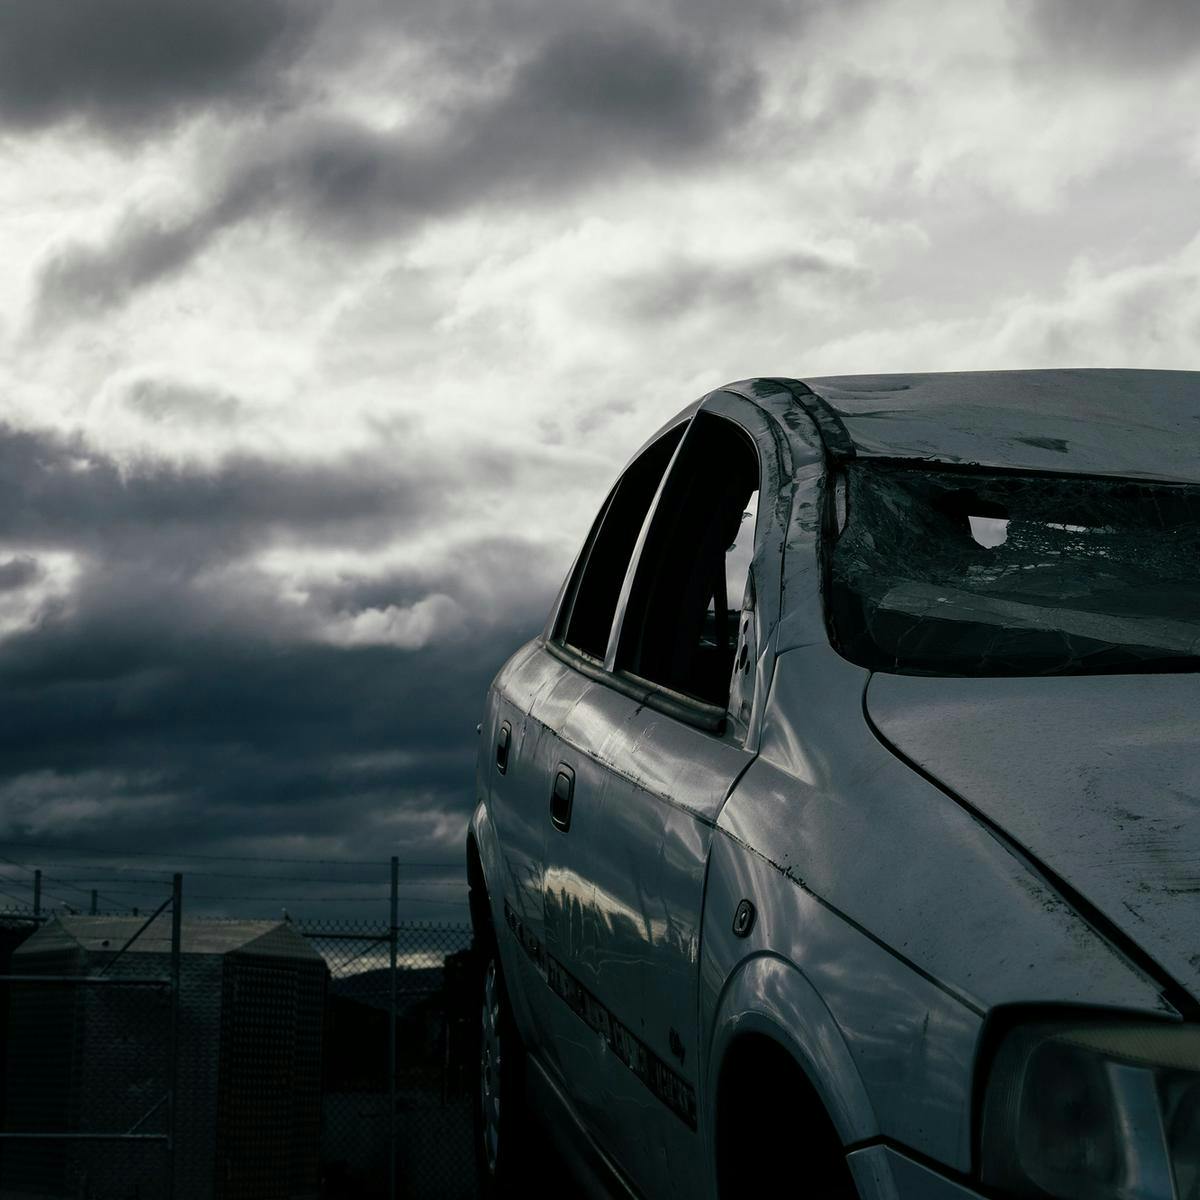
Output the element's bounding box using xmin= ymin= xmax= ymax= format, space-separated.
xmin=789 ymin=368 xmax=1200 ymax=483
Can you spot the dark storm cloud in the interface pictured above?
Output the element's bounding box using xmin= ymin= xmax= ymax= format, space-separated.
xmin=33 ymin=18 xmax=762 ymax=323
xmin=0 ymin=420 xmax=519 ymax=568
xmin=0 ymin=0 xmax=319 ymax=137
xmin=0 ymin=536 xmax=558 ymax=915
xmin=0 ymin=601 xmax=543 ymax=917
xmin=1023 ymin=0 xmax=1200 ymax=71
xmin=0 ymin=421 xmax=568 ymax=914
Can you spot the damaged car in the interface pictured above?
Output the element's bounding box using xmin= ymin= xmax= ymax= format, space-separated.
xmin=467 ymin=368 xmax=1200 ymax=1200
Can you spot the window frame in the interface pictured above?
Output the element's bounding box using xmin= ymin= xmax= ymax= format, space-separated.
xmin=546 ymin=391 xmax=787 ymax=740
xmin=610 ymin=412 xmax=761 ymax=714
xmin=550 ymin=418 xmax=690 ymax=665
xmin=551 ymin=483 xmax=619 ymax=666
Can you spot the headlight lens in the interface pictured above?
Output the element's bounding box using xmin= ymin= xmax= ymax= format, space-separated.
xmin=981 ymin=1022 xmax=1200 ymax=1200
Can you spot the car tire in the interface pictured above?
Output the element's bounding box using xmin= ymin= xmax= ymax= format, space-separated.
xmin=474 ymin=937 xmax=532 ymax=1199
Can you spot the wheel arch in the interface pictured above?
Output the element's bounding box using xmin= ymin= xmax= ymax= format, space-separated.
xmin=704 ymin=952 xmax=879 ymax=1177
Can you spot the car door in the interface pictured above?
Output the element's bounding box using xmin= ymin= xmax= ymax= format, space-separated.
xmin=540 ymin=394 xmax=789 ymax=1199
xmin=487 ymin=418 xmax=688 ymax=1054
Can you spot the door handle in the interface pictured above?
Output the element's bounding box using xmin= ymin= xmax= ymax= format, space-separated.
xmin=550 ymin=765 xmax=574 ymax=833
xmin=496 ymin=721 xmax=512 ymax=775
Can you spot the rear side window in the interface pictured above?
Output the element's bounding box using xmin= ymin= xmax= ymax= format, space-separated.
xmin=616 ymin=413 xmax=760 ymax=708
xmin=556 ymin=424 xmax=686 ymax=660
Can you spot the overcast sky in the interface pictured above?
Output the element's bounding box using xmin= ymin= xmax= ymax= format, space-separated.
xmin=1 ymin=0 xmax=1198 ymax=920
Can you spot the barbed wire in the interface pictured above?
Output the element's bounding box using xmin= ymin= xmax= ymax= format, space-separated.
xmin=0 ymin=848 xmax=472 ymax=915
xmin=0 ymin=886 xmax=466 ymax=908
xmin=1 ymin=855 xmax=133 ymax=912
xmin=40 ymin=873 xmax=466 ymax=887
xmin=0 ymin=838 xmax=454 ymax=867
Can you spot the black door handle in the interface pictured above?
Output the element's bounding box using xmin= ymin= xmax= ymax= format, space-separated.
xmin=496 ymin=721 xmax=512 ymax=774
xmin=550 ymin=765 xmax=574 ymax=833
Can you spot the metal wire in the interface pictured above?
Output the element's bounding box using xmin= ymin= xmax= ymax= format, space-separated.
xmin=0 ymin=839 xmax=452 ymax=867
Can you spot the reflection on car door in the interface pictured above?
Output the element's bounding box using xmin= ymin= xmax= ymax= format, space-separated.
xmin=493 ymin=422 xmax=687 ymax=1069
xmin=540 ymin=405 xmax=772 ymax=1198
xmin=483 ymin=642 xmax=564 ymax=1052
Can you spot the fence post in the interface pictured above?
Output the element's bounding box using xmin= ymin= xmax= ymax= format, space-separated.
xmin=167 ymin=873 xmax=182 ymax=1200
xmin=389 ymin=856 xmax=398 ymax=1200
xmin=32 ymin=869 xmax=41 ymax=917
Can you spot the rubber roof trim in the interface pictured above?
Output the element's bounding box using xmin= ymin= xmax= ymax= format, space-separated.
xmin=764 ymin=377 xmax=857 ymax=462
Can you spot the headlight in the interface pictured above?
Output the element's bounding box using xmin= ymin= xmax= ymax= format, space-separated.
xmin=981 ymin=1021 xmax=1200 ymax=1200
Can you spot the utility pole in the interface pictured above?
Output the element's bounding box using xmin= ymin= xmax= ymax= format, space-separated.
xmin=90 ymin=889 xmax=98 ymax=916
xmin=389 ymin=856 xmax=399 ymax=1200
xmin=167 ymin=874 xmax=182 ymax=1200
xmin=32 ymin=869 xmax=41 ymax=917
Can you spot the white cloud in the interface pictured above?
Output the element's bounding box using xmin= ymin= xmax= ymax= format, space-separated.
xmin=318 ymin=592 xmax=463 ymax=649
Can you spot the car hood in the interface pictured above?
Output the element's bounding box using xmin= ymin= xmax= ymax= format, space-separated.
xmin=865 ymin=672 xmax=1200 ymax=1007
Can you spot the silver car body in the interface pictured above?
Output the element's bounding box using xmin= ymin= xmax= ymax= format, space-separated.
xmin=467 ymin=369 xmax=1200 ymax=1199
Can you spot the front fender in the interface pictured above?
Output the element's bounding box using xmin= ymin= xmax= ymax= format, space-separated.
xmin=700 ymin=826 xmax=980 ymax=1172
xmin=704 ymin=952 xmax=879 ymax=1153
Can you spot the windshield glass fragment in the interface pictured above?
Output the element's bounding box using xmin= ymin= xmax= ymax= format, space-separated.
xmin=828 ymin=463 xmax=1200 ymax=676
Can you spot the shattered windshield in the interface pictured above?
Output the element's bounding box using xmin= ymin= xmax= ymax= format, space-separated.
xmin=827 ymin=463 xmax=1200 ymax=676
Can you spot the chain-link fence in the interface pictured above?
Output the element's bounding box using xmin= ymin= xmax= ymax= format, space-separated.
xmin=307 ymin=920 xmax=476 ymax=1200
xmin=0 ymin=886 xmax=182 ymax=1200
xmin=0 ymin=880 xmax=480 ymax=1200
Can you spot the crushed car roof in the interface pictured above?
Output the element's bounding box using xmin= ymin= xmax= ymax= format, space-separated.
xmin=797 ymin=368 xmax=1200 ymax=483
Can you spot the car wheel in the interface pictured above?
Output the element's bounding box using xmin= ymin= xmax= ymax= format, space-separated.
xmin=474 ymin=942 xmax=530 ymax=1198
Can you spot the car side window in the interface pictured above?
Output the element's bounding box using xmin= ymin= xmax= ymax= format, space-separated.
xmin=615 ymin=413 xmax=760 ymax=712
xmin=555 ymin=424 xmax=686 ymax=661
